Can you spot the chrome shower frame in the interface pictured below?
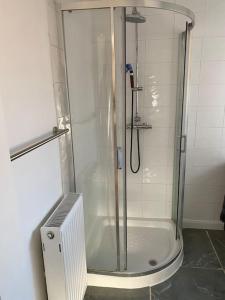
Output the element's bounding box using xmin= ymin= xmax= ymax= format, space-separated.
xmin=60 ymin=0 xmax=195 ymax=279
xmin=62 ymin=0 xmax=195 ymax=27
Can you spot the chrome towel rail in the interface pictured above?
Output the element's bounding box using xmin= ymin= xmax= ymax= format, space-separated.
xmin=10 ymin=127 xmax=69 ymax=161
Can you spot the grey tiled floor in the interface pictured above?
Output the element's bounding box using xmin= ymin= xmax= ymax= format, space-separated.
xmin=84 ymin=287 xmax=150 ymax=300
xmin=208 ymin=230 xmax=225 ymax=268
xmin=84 ymin=229 xmax=225 ymax=300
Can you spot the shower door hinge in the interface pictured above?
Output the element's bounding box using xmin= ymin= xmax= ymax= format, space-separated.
xmin=117 ymin=147 xmax=123 ymax=170
xmin=181 ymin=135 xmax=187 ymax=153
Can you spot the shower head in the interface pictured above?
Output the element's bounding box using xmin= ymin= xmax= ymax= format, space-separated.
xmin=126 ymin=7 xmax=146 ymax=23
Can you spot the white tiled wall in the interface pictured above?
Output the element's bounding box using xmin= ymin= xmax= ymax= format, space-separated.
xmin=180 ymin=0 xmax=225 ymax=229
xmin=126 ymin=1 xmax=225 ymax=228
xmin=126 ymin=7 xmax=182 ymax=220
xmin=47 ymin=0 xmax=75 ymax=193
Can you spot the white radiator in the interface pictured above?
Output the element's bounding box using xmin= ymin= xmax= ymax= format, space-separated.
xmin=41 ymin=193 xmax=87 ymax=300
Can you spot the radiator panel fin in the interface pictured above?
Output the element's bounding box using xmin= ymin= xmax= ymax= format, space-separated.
xmin=46 ymin=194 xmax=79 ymax=227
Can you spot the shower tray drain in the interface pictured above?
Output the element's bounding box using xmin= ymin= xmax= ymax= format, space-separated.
xmin=149 ymin=259 xmax=158 ymax=266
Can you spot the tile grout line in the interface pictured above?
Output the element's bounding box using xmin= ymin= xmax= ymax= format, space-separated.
xmin=206 ymin=230 xmax=225 ymax=274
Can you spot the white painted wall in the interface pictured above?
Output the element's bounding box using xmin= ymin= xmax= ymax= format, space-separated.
xmin=0 ymin=0 xmax=63 ymax=299
xmin=0 ymin=96 xmax=26 ymax=300
xmin=0 ymin=0 xmax=57 ymax=147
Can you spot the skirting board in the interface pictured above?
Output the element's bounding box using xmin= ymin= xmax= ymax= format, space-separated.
xmin=183 ymin=219 xmax=224 ymax=230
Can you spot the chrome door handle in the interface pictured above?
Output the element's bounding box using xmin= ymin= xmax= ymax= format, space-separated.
xmin=117 ymin=147 xmax=123 ymax=170
xmin=181 ymin=135 xmax=187 ymax=153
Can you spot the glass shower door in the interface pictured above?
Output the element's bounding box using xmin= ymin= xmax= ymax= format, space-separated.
xmin=63 ymin=8 xmax=124 ymax=272
xmin=114 ymin=7 xmax=127 ymax=271
xmin=173 ymin=23 xmax=191 ymax=238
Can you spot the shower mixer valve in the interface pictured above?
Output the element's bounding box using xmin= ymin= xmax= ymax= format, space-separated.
xmin=127 ymin=113 xmax=152 ymax=130
xmin=132 ymin=86 xmax=143 ymax=92
xmin=127 ymin=121 xmax=152 ymax=130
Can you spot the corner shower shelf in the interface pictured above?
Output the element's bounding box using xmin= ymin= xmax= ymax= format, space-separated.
xmin=10 ymin=127 xmax=69 ymax=161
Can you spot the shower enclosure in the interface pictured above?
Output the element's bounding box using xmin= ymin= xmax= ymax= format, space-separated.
xmin=61 ymin=0 xmax=194 ymax=288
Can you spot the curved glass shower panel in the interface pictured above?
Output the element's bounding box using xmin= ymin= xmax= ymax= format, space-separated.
xmin=63 ymin=9 xmax=119 ymax=272
xmin=173 ymin=21 xmax=191 ymax=238
xmin=62 ymin=0 xmax=194 ymax=282
xmin=125 ymin=7 xmax=191 ymax=273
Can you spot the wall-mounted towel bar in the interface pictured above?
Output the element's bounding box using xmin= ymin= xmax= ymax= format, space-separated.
xmin=10 ymin=127 xmax=69 ymax=161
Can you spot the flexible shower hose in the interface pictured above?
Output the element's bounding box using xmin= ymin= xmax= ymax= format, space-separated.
xmin=130 ymin=90 xmax=141 ymax=173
